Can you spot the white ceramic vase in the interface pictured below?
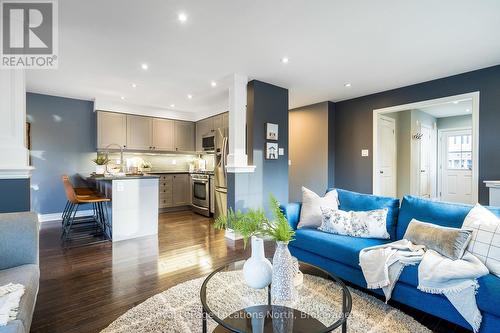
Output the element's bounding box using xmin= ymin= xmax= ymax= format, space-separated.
xmin=95 ymin=165 xmax=106 ymax=175
xmin=243 ymin=236 xmax=273 ymax=289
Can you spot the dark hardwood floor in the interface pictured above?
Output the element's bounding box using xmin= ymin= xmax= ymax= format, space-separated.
xmin=32 ymin=211 xmax=471 ymax=333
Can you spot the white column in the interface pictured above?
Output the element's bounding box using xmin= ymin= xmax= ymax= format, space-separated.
xmin=226 ymin=73 xmax=255 ymax=173
xmin=0 ymin=69 xmax=33 ymax=178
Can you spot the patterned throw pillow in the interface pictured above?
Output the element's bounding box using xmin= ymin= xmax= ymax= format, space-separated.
xmin=462 ymin=204 xmax=500 ymax=277
xmin=319 ymin=207 xmax=390 ymax=239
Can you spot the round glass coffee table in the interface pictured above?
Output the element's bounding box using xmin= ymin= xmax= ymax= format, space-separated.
xmin=200 ymin=259 xmax=352 ymax=333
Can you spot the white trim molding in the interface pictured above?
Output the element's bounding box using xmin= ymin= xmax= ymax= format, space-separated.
xmin=372 ymin=91 xmax=480 ymax=203
xmin=0 ymin=167 xmax=34 ymax=179
xmin=38 ymin=209 xmax=94 ymax=223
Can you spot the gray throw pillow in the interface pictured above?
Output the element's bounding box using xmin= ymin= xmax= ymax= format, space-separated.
xmin=403 ymin=219 xmax=473 ymax=260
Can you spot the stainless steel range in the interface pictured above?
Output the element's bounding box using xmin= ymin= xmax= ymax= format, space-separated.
xmin=191 ymin=173 xmax=210 ymax=216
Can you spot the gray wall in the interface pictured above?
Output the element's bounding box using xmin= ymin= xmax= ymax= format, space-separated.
xmin=228 ymin=80 xmax=289 ymax=214
xmin=27 ymin=93 xmax=96 ymax=214
xmin=437 ymin=114 xmax=472 ymax=129
xmin=289 ymin=102 xmax=329 ymax=202
xmin=333 ymin=64 xmax=500 ymax=204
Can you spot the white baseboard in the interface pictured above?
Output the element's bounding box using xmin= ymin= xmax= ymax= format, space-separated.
xmin=38 ymin=210 xmax=94 ymax=223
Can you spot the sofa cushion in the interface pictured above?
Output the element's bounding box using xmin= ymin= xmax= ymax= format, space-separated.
xmin=0 ymin=265 xmax=39 ymax=331
xmin=398 ymin=264 xmax=500 ymax=317
xmin=291 ymin=228 xmax=390 ymax=269
xmin=397 ymin=196 xmax=500 ymax=240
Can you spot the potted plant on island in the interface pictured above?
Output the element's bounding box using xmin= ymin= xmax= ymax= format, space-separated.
xmin=93 ymin=153 xmax=109 ymax=175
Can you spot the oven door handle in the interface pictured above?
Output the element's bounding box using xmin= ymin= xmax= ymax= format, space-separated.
xmin=192 ymin=180 xmax=209 ymax=184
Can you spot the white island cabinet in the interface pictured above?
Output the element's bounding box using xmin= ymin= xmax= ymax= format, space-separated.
xmin=86 ymin=175 xmax=159 ymax=242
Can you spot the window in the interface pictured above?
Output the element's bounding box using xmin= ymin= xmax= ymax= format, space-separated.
xmin=447 ymin=134 xmax=472 ymax=170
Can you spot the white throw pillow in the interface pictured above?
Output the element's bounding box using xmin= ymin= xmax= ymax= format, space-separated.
xmin=298 ymin=187 xmax=338 ymax=229
xmin=462 ymin=203 xmax=500 ymax=276
xmin=319 ymin=207 xmax=390 ymax=239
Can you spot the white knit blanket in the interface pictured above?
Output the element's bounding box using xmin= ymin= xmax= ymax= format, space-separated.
xmin=359 ymin=239 xmax=489 ymax=332
xmin=0 ymin=283 xmax=25 ymax=326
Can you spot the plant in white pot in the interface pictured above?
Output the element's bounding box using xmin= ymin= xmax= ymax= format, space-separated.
xmin=93 ymin=153 xmax=109 ymax=175
xmin=215 ymin=208 xmax=272 ymax=289
xmin=262 ymin=195 xmax=296 ymax=303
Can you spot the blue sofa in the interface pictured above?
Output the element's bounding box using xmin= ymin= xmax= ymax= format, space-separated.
xmin=0 ymin=212 xmax=40 ymax=333
xmin=281 ymin=189 xmax=500 ymax=333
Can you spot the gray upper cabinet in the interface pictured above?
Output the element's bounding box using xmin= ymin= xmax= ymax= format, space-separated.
xmin=152 ymin=118 xmax=174 ymax=151
xmin=172 ymin=174 xmax=190 ymax=206
xmin=174 ymin=120 xmax=195 ymax=152
xmin=195 ymin=117 xmax=214 ymax=151
xmin=222 ymin=112 xmax=229 ymax=136
xmin=97 ymin=111 xmax=127 ymax=149
xmin=126 ymin=115 xmax=152 ymax=150
xmin=213 ymin=114 xmax=223 ymax=132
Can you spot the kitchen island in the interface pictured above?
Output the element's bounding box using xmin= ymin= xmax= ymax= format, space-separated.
xmin=83 ymin=174 xmax=159 ymax=242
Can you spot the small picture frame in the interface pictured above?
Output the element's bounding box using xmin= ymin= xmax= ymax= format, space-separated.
xmin=266 ymin=142 xmax=278 ymax=160
xmin=266 ymin=123 xmax=279 ymax=140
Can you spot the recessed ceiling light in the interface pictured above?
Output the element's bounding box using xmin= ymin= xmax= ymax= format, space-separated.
xmin=466 ymin=108 xmax=471 ymax=112
xmin=281 ymin=57 xmax=289 ymax=64
xmin=178 ymin=13 xmax=187 ymax=23
xmin=453 ymin=101 xmax=459 ymax=104
xmin=170 ymin=104 xmax=175 ymax=108
xmin=120 ymin=96 xmax=125 ymax=100
xmin=344 ymin=83 xmax=352 ymax=88
xmin=187 ymin=94 xmax=193 ymax=99
xmin=131 ymin=83 xmax=137 ymax=88
xmin=211 ymin=81 xmax=217 ymax=87
xmin=141 ymin=63 xmax=148 ymax=70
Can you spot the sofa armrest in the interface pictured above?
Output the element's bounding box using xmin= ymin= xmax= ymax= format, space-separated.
xmin=0 ymin=212 xmax=39 ymax=270
xmin=280 ymin=203 xmax=301 ymax=230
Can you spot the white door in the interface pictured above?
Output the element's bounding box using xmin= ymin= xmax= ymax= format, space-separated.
xmin=440 ymin=129 xmax=473 ymax=204
xmin=377 ymin=116 xmax=396 ymax=197
xmin=419 ymin=125 xmax=432 ymax=198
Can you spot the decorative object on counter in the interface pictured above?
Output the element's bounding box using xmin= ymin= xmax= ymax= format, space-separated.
xmin=266 ymin=122 xmax=279 ymax=140
xmin=214 ymin=208 xmax=272 ymax=289
xmin=265 ymin=142 xmax=278 ymax=160
xmin=139 ymin=161 xmax=152 ymax=173
xmin=93 ymin=153 xmax=109 ymax=175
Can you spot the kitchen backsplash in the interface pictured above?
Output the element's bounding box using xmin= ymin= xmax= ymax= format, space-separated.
xmin=105 ymin=152 xmax=215 ymax=172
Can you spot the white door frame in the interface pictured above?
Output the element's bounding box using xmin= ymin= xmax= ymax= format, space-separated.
xmin=437 ymin=127 xmax=473 ymax=202
xmin=373 ymin=91 xmax=479 ymax=203
xmin=376 ymin=114 xmax=397 ymax=197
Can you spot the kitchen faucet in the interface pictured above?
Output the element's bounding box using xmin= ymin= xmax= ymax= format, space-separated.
xmin=104 ymin=143 xmax=125 ymax=173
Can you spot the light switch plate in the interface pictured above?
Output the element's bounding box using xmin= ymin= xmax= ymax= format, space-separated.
xmin=278 ymin=148 xmax=284 ymax=156
xmin=361 ymin=149 xmax=369 ymax=157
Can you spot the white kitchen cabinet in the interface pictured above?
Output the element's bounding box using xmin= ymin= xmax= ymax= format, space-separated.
xmin=172 ymin=174 xmax=190 ymax=206
xmin=126 ymin=115 xmax=152 ymax=150
xmin=152 ymin=118 xmax=175 ymax=151
xmin=97 ymin=111 xmax=127 ymax=149
xmin=174 ymin=120 xmax=195 ymax=152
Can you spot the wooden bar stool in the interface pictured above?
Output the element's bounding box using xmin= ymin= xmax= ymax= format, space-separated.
xmin=61 ymin=175 xmax=111 ymax=242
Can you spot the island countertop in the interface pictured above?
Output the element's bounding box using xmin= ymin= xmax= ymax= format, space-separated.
xmin=82 ymin=173 xmax=160 ymax=181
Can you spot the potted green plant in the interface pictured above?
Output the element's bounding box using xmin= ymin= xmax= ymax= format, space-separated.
xmin=215 ymin=207 xmax=272 ymax=289
xmin=93 ymin=153 xmax=109 ymax=175
xmin=263 ymin=194 xmax=296 ymax=302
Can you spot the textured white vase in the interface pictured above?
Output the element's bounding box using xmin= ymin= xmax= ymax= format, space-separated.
xmin=271 ymin=241 xmax=297 ymax=303
xmin=95 ymin=165 xmax=106 ymax=175
xmin=243 ymin=236 xmax=273 ymax=289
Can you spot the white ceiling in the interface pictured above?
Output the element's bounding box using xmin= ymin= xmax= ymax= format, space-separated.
xmin=26 ymin=0 xmax=500 ymax=120
xmin=418 ymin=99 xmax=473 ymax=118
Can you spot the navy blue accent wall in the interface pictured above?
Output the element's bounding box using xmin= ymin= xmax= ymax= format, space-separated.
xmin=327 ymin=101 xmax=336 ymax=188
xmin=333 ymin=65 xmax=500 ymax=204
xmin=228 ymin=80 xmax=289 ymax=214
xmin=0 ymin=179 xmax=30 ymax=213
xmin=27 ymin=93 xmax=96 ymax=214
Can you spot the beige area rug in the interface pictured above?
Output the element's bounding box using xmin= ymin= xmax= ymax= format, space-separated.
xmin=102 ymin=271 xmax=431 ymax=333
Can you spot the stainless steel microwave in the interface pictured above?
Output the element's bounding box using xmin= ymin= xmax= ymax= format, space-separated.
xmin=202 ymin=133 xmax=215 ymax=151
